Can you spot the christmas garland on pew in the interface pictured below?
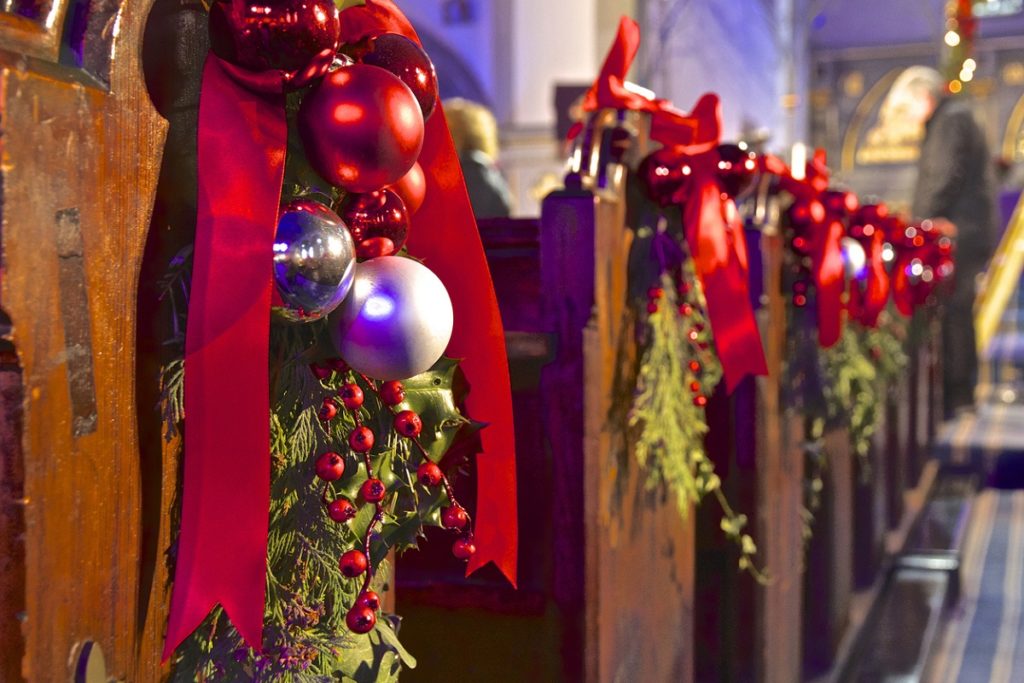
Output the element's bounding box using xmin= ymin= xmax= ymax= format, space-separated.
xmin=157 ymin=0 xmax=517 ymax=679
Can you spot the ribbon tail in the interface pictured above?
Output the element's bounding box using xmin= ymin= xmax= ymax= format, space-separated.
xmin=863 ymin=231 xmax=890 ymax=326
xmin=814 ymin=221 xmax=845 ymax=348
xmin=164 ymin=56 xmax=284 ymax=660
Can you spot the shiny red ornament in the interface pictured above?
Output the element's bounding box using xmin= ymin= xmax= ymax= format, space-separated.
xmin=637 ymin=147 xmax=692 ymax=207
xmin=361 ymin=478 xmax=387 ymax=503
xmin=442 ymin=505 xmax=469 ymax=530
xmin=394 ymin=410 xmax=423 ymax=438
xmin=339 ymin=549 xmax=369 ymax=578
xmin=790 ymin=199 xmax=826 ymax=226
xmin=346 ymin=605 xmax=377 ymax=633
xmin=327 ymin=498 xmax=357 ymax=522
xmin=348 ymin=426 xmax=375 ymax=453
xmin=356 ymin=590 xmax=381 ymax=612
xmin=360 ymin=33 xmax=439 ymax=120
xmin=207 ymin=0 xmax=340 ymax=92
xmin=299 ymin=64 xmax=424 ymax=192
xmin=716 ymin=143 xmax=758 ymax=199
xmin=388 ymin=162 xmax=427 ymax=215
xmin=315 ymin=451 xmax=345 ymax=481
xmin=417 ymin=462 xmax=443 ymax=487
xmin=318 ymin=398 xmax=338 ymax=421
xmin=379 ymin=380 xmax=406 ymax=406
xmin=336 ymin=189 xmax=410 ymax=259
xmin=452 ymin=536 xmax=476 ymax=560
xmin=339 ymin=383 xmax=365 ymax=411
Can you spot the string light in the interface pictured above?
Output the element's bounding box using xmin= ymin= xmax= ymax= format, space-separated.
xmin=944 ymin=30 xmax=961 ymax=46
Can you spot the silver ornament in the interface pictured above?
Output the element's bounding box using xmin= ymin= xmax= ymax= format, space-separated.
xmin=273 ymin=200 xmax=356 ymax=322
xmin=329 ymin=256 xmax=454 ymax=380
xmin=840 ymin=236 xmax=867 ymax=281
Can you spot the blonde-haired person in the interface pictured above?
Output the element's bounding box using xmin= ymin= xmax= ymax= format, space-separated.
xmin=443 ymin=98 xmax=513 ymax=219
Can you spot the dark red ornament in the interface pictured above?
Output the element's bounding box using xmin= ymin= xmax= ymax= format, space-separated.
xmin=207 ymin=0 xmax=340 ymax=92
xmin=339 ymin=383 xmax=365 ymax=411
xmin=318 ymin=398 xmax=338 ymax=422
xmin=298 ymin=64 xmax=424 ymax=192
xmin=452 ymin=536 xmax=476 ymax=560
xmin=379 ymin=380 xmax=406 ymax=406
xmin=336 ymin=189 xmax=410 ymax=259
xmin=417 ymin=462 xmax=443 ymax=487
xmin=346 ymin=605 xmax=377 ymax=633
xmin=393 ymin=410 xmax=422 ymax=438
xmin=361 ymin=478 xmax=387 ymax=503
xmin=315 ymin=451 xmax=345 ymax=481
xmin=356 ymin=590 xmax=381 ymax=611
xmin=325 ymin=357 xmax=350 ymax=373
xmin=360 ymin=33 xmax=439 ymax=120
xmin=327 ymin=498 xmax=357 ymax=522
xmin=339 ymin=549 xmax=369 ymax=577
xmin=441 ymin=505 xmax=469 ymax=530
xmin=716 ymin=143 xmax=758 ymax=199
xmin=388 ymin=162 xmax=427 ymax=215
xmin=310 ymin=362 xmax=333 ymax=380
xmin=637 ymin=147 xmax=692 ymax=207
xmin=348 ymin=426 xmax=375 ymax=453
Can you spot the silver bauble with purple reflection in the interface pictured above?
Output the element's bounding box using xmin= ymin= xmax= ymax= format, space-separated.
xmin=840 ymin=236 xmax=867 ymax=281
xmin=273 ymin=199 xmax=356 ymax=322
xmin=329 ymin=256 xmax=454 ymax=380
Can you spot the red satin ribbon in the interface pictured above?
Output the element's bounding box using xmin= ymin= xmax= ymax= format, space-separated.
xmin=847 ymin=229 xmax=890 ymax=327
xmin=578 ymin=17 xmax=766 ymax=391
xmin=340 ymin=0 xmax=518 ymax=586
xmin=164 ymin=56 xmax=285 ymax=659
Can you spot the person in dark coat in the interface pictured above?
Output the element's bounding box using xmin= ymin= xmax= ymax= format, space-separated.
xmin=443 ymin=98 xmax=514 ymax=219
xmin=907 ymin=67 xmax=997 ymax=418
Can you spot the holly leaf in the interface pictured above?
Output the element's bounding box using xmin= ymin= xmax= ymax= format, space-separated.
xmin=401 ymin=358 xmax=477 ymax=462
xmin=375 ymin=618 xmax=417 ymax=669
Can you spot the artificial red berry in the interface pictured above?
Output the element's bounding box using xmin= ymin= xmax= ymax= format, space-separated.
xmin=687 ymin=329 xmax=699 ymax=341
xmin=394 ymin=410 xmax=422 ymax=438
xmin=327 ymin=498 xmax=357 ymax=522
xmin=694 ymin=395 xmax=708 ymax=407
xmin=441 ymin=505 xmax=469 ymax=530
xmin=339 ymin=549 xmax=368 ymax=578
xmin=325 ymin=358 xmax=350 ymax=373
xmin=310 ymin=363 xmax=333 ymax=380
xmin=348 ymin=426 xmax=375 ymax=453
xmin=679 ymin=281 xmax=692 ymax=295
xmin=361 ymin=478 xmax=386 ymax=503
xmin=315 ymin=452 xmax=345 ymax=481
xmin=679 ymin=303 xmax=693 ymax=316
xmin=688 ymin=360 xmax=701 ymax=372
xmin=690 ymin=380 xmax=701 ymax=393
xmin=319 ymin=399 xmax=338 ymax=421
xmin=646 ymin=302 xmax=659 ymax=314
xmin=452 ymin=536 xmax=476 ymax=560
xmin=356 ymin=590 xmax=381 ymax=611
xmin=346 ymin=605 xmax=377 ymax=633
xmin=379 ymin=380 xmax=405 ymax=406
xmin=417 ymin=462 xmax=443 ymax=487
xmin=647 ymin=286 xmax=664 ymax=299
xmin=339 ymin=383 xmax=364 ymax=411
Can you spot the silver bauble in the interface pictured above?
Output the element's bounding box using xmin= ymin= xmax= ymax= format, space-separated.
xmin=840 ymin=236 xmax=867 ymax=281
xmin=273 ymin=199 xmax=356 ymax=322
xmin=329 ymin=257 xmax=454 ymax=380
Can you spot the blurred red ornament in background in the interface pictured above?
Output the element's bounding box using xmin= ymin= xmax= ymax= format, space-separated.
xmin=716 ymin=143 xmax=758 ymax=199
xmin=638 ymin=147 xmax=693 ymax=206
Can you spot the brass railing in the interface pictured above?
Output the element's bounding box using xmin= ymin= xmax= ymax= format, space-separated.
xmin=975 ymin=192 xmax=1024 ymax=355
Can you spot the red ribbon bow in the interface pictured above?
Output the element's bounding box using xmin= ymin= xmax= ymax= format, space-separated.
xmin=847 ymin=228 xmax=891 ymax=327
xmin=165 ymin=0 xmax=517 ymax=660
xmin=577 ymin=17 xmax=766 ymax=391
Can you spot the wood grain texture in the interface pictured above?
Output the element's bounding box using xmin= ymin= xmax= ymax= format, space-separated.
xmin=0 ymin=0 xmax=167 ymax=676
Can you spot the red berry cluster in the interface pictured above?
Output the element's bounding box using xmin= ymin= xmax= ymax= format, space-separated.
xmin=312 ymin=363 xmax=475 ymax=633
xmin=646 ymin=276 xmax=711 ymax=408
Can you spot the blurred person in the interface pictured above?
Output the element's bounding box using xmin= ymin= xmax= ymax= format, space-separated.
xmin=906 ymin=66 xmax=997 ymax=418
xmin=443 ymin=98 xmax=513 ymax=219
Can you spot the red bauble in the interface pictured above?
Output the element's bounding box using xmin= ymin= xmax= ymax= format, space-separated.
xmin=207 ymin=0 xmax=340 ymax=91
xmin=315 ymin=451 xmax=345 ymax=481
xmin=858 ymin=203 xmax=889 ymax=226
xmin=716 ymin=143 xmax=758 ymax=199
xmin=339 ymin=549 xmax=369 ymax=577
xmin=348 ymin=426 xmax=375 ymax=453
xmin=360 ymin=33 xmax=439 ymax=120
xmin=356 ymin=590 xmax=381 ymax=611
xmin=441 ymin=505 xmax=469 ymax=530
xmin=360 ymin=478 xmax=387 ymax=503
xmin=327 ymin=498 xmax=357 ymax=522
xmin=388 ymin=162 xmax=427 ymax=215
xmin=822 ymin=190 xmax=859 ymax=216
xmin=346 ymin=605 xmax=377 ymax=633
xmin=318 ymin=398 xmax=338 ymax=421
xmin=417 ymin=461 xmax=443 ymax=487
xmin=379 ymin=381 xmax=406 ymax=406
xmin=393 ymin=410 xmax=422 ymax=438
xmin=789 ymin=199 xmax=826 ymax=226
xmin=452 ymin=536 xmax=476 ymax=560
xmin=298 ymin=64 xmax=424 ymax=192
xmin=336 ymin=189 xmax=410 ymax=259
xmin=637 ymin=147 xmax=692 ymax=207
xmin=339 ymin=383 xmax=365 ymax=411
